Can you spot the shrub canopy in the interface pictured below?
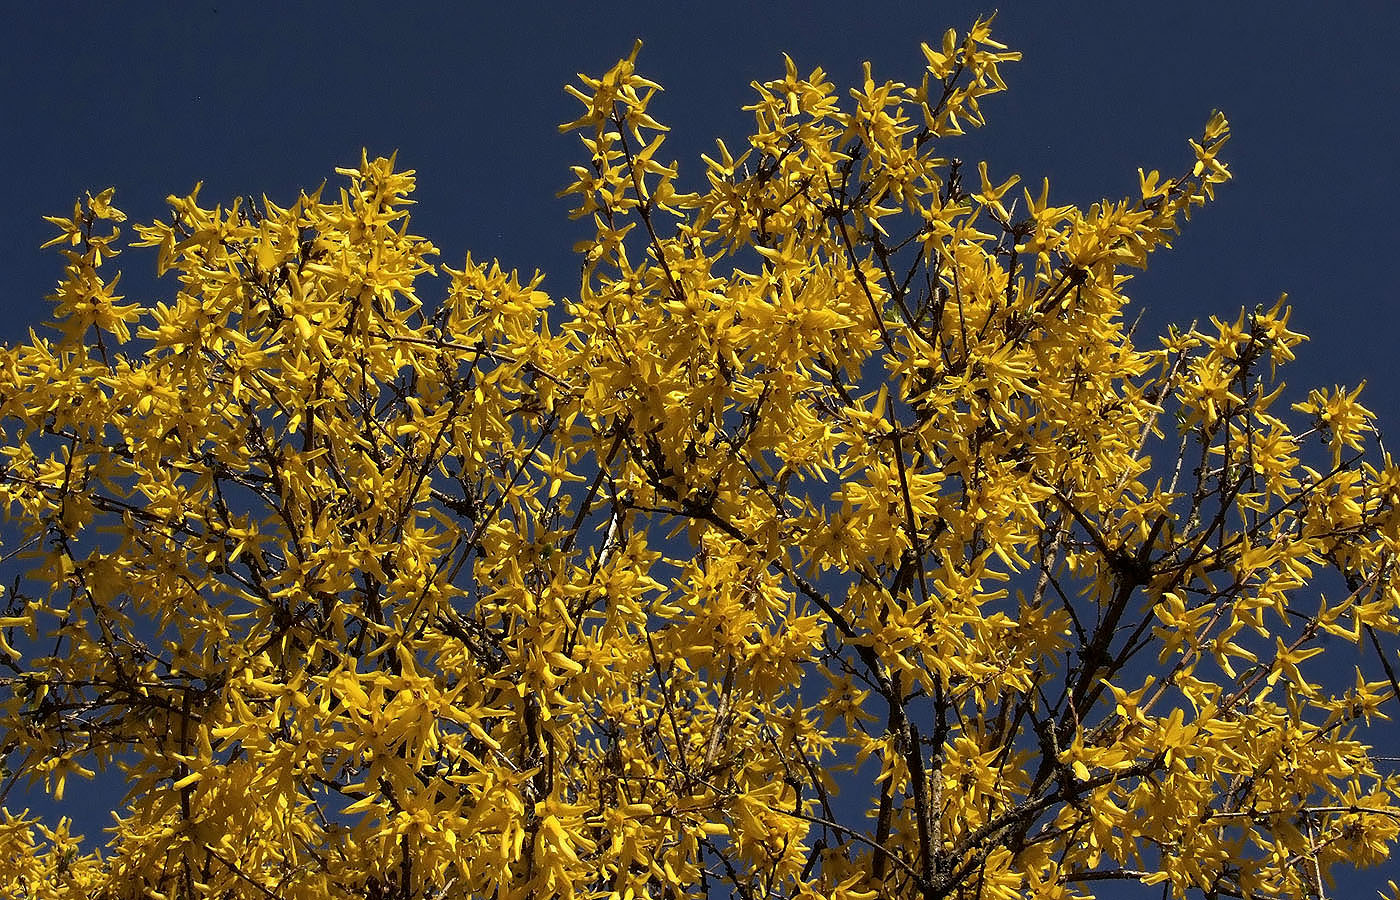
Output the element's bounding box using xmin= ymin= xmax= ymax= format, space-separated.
xmin=0 ymin=18 xmax=1397 ymax=900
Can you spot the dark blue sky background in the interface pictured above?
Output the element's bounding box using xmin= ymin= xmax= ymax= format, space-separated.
xmin=3 ymin=0 xmax=1398 ymax=892
xmin=5 ymin=1 xmax=1399 ymax=433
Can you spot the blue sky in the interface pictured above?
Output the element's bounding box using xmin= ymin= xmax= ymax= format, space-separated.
xmin=6 ymin=1 xmax=1399 ymax=438
xmin=3 ymin=0 xmax=1399 ymax=893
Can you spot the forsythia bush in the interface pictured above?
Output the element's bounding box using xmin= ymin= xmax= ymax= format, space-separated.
xmin=1 ymin=18 xmax=1398 ymax=900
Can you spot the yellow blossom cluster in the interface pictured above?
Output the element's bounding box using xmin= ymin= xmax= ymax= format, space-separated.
xmin=0 ymin=17 xmax=1396 ymax=900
